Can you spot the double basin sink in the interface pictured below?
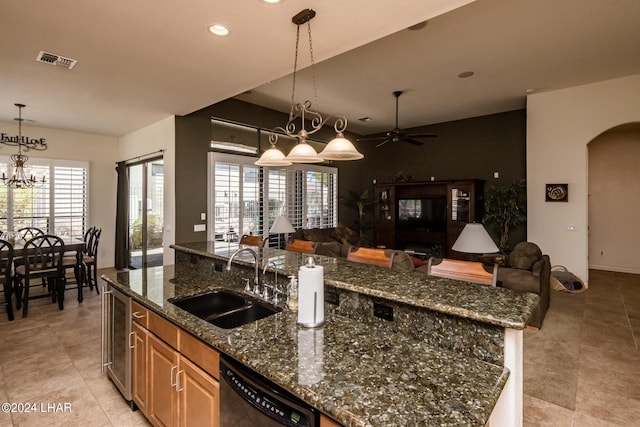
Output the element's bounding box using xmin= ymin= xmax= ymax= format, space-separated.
xmin=169 ymin=289 xmax=281 ymax=329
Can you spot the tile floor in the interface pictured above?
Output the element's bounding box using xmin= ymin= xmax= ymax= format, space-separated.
xmin=0 ymin=269 xmax=638 ymax=426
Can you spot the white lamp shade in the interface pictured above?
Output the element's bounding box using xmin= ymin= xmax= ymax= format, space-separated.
xmin=255 ymin=147 xmax=292 ymax=166
xmin=319 ymin=135 xmax=364 ymax=160
xmin=285 ymin=142 xmax=323 ymax=163
xmin=451 ymin=223 xmax=499 ymax=254
xmin=270 ymin=215 xmax=295 ymax=234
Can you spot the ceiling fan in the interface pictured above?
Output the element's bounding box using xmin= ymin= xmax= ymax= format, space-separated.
xmin=358 ymin=91 xmax=437 ymax=147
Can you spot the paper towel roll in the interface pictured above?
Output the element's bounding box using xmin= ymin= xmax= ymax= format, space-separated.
xmin=297 ymin=261 xmax=324 ymax=327
xmin=297 ymin=327 xmax=324 ymax=386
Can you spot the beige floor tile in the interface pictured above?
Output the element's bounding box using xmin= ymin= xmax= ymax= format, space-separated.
xmin=575 ymin=375 xmax=640 ymax=425
xmin=8 ymin=381 xmax=110 ymax=427
xmin=523 ymin=394 xmax=573 ymax=426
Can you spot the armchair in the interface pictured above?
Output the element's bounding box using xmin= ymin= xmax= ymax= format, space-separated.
xmin=497 ymin=242 xmax=551 ymax=328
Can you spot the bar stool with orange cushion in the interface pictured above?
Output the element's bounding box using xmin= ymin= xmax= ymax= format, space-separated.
xmin=14 ymin=234 xmax=66 ymax=318
xmin=239 ymin=234 xmax=267 ymax=247
xmin=0 ymin=239 xmax=14 ymax=321
xmin=285 ymin=239 xmax=316 ymax=254
xmin=346 ymin=247 xmax=394 ymax=267
xmin=426 ymin=257 xmax=497 ymax=286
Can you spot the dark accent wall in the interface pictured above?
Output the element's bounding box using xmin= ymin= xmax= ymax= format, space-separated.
xmin=175 ymin=99 xmax=526 ymax=246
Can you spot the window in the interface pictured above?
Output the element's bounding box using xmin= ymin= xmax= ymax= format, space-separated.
xmin=208 ymin=153 xmax=337 ymax=248
xmin=0 ymin=157 xmax=89 ymax=238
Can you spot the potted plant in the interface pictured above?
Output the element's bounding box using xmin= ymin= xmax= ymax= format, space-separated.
xmin=341 ymin=189 xmax=373 ymax=244
xmin=483 ymin=179 xmax=526 ymax=252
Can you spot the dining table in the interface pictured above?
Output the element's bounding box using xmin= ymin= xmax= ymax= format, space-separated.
xmin=1 ymin=235 xmax=88 ymax=306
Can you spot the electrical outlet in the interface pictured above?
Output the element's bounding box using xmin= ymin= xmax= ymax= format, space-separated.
xmin=373 ymin=302 xmax=394 ymax=321
xmin=325 ymin=288 xmax=340 ymax=306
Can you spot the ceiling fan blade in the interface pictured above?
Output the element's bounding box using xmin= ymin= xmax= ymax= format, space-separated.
xmin=375 ymin=139 xmax=392 ymax=148
xmin=402 ymin=137 xmax=425 ymax=146
xmin=356 ymin=135 xmax=388 ymax=142
xmin=408 ymin=133 xmax=437 ymax=138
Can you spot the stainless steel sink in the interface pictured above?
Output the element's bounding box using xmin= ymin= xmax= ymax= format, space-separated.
xmin=169 ymin=289 xmax=281 ymax=329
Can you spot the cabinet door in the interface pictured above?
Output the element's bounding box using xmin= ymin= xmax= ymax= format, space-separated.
xmin=178 ymin=357 xmax=220 ymax=427
xmin=132 ymin=322 xmax=148 ymax=416
xmin=148 ymin=333 xmax=179 ymax=427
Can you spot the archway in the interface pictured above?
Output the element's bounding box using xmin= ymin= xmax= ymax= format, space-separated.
xmin=587 ymin=122 xmax=640 ymax=274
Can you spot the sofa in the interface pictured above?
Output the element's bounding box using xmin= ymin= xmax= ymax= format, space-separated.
xmin=290 ymin=224 xmax=359 ymax=258
xmin=496 ymin=242 xmax=551 ymax=328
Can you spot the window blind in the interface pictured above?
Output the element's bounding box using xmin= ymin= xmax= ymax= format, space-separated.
xmin=0 ymin=157 xmax=89 ymax=238
xmin=53 ymin=164 xmax=87 ymax=237
xmin=209 ymin=153 xmax=337 ymax=248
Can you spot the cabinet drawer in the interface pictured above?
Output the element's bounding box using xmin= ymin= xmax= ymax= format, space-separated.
xmin=179 ymin=330 xmax=220 ymax=379
xmin=131 ymin=301 xmax=149 ymax=328
xmin=148 ymin=310 xmax=178 ymax=349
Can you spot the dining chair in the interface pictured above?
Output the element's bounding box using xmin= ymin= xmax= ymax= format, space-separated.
xmin=426 ymin=257 xmax=498 ymax=286
xmin=346 ymin=247 xmax=394 ymax=267
xmin=14 ymin=234 xmax=66 ymax=318
xmin=63 ymin=226 xmax=101 ymax=296
xmin=17 ymin=227 xmax=45 ymax=241
xmin=239 ymin=234 xmax=267 ymax=247
xmin=0 ymin=239 xmax=14 ymax=321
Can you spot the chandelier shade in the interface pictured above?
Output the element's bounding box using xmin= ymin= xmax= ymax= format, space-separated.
xmin=319 ymin=133 xmax=364 ymax=160
xmin=254 ymin=146 xmax=292 ymax=166
xmin=284 ymin=140 xmax=323 ymax=163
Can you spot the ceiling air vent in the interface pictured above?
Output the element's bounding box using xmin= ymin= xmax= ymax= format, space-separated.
xmin=36 ymin=51 xmax=78 ymax=69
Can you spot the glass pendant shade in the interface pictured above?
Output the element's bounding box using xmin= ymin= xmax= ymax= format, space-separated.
xmin=319 ymin=133 xmax=364 ymax=160
xmin=451 ymin=223 xmax=499 ymax=254
xmin=255 ymin=147 xmax=292 ymax=166
xmin=284 ymin=141 xmax=323 ymax=163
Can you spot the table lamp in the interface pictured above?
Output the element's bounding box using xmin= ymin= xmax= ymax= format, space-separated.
xmin=270 ymin=215 xmax=295 ymax=249
xmin=451 ymin=223 xmax=499 ymax=254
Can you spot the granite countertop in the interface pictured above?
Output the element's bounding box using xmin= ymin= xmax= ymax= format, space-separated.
xmin=102 ymin=265 xmax=509 ymax=427
xmin=171 ymin=241 xmax=539 ymax=330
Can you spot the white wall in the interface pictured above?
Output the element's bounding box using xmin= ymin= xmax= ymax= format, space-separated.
xmin=527 ymin=73 xmax=640 ymax=283
xmin=118 ymin=116 xmax=176 ymax=265
xmin=0 ymin=120 xmax=119 ymax=269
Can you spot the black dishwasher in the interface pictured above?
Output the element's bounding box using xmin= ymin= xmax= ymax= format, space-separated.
xmin=220 ymin=356 xmax=319 ymax=427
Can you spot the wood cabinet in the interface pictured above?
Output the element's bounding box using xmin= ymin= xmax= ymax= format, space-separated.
xmin=132 ymin=304 xmax=220 ymax=427
xmin=446 ymin=180 xmax=484 ymax=258
xmin=373 ymin=180 xmax=484 ymax=258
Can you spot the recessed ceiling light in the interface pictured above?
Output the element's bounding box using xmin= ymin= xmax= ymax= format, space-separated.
xmin=358 ymin=117 xmax=373 ymax=122
xmin=262 ymin=0 xmax=282 ymax=3
xmin=208 ymin=24 xmax=229 ymax=36
xmin=457 ymin=71 xmax=474 ymax=78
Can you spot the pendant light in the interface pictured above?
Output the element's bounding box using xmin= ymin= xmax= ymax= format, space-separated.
xmin=255 ymin=9 xmax=363 ymax=166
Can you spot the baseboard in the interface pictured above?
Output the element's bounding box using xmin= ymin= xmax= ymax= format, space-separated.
xmin=589 ymin=264 xmax=640 ymax=275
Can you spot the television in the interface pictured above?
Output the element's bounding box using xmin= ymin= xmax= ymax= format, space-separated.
xmin=397 ymin=198 xmax=447 ymax=232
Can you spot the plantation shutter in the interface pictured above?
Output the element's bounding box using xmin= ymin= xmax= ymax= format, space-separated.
xmin=0 ymin=157 xmax=89 ymax=235
xmin=53 ymin=163 xmax=88 ymax=238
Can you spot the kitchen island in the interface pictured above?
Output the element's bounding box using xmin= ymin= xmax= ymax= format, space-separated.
xmin=101 ymin=242 xmax=539 ymax=426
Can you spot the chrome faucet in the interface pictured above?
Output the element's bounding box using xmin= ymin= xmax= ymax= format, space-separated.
xmin=262 ymin=261 xmax=281 ymax=303
xmin=227 ymin=248 xmax=259 ymax=294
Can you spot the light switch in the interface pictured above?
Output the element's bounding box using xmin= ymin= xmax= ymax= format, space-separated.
xmin=194 ymin=224 xmax=206 ymax=232
xmin=494 ymin=171 xmax=500 ymax=179
xmin=200 ymin=212 xmax=206 ymax=221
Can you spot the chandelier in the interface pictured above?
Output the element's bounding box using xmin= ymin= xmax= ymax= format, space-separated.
xmin=1 ymin=103 xmax=47 ymax=189
xmin=255 ymin=9 xmax=363 ymax=167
